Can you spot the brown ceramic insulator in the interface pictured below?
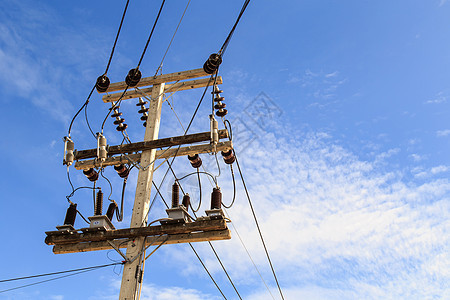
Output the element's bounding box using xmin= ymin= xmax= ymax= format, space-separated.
xmin=188 ymin=154 xmax=202 ymax=168
xmin=172 ymin=182 xmax=180 ymax=208
xmin=211 ymin=187 xmax=222 ymax=209
xmin=83 ymin=168 xmax=99 ymax=182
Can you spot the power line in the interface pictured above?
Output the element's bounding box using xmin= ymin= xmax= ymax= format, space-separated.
xmin=68 ymin=0 xmax=131 ymax=137
xmin=234 ymin=153 xmax=285 ymax=300
xmin=104 ymin=0 xmax=130 ymax=74
xmin=219 ymin=0 xmax=251 ymax=56
xmin=0 ymin=263 xmax=123 ymax=294
xmin=154 ymin=0 xmax=191 ymax=75
xmin=137 ymin=0 xmax=166 ymax=68
xmin=189 ymin=243 xmax=228 ymax=300
xmin=224 ymin=210 xmax=276 ymax=300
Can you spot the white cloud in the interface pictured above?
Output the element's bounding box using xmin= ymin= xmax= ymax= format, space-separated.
xmin=437 ymin=129 xmax=450 ymax=137
xmin=95 ymin=280 xmax=221 ymax=300
xmin=159 ymin=127 xmax=450 ymax=299
xmin=410 ymin=153 xmax=424 ymax=162
xmin=425 ymin=92 xmax=447 ymax=104
xmin=439 ymin=0 xmax=448 ymax=7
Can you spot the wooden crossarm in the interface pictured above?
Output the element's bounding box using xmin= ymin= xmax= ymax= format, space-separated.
xmin=102 ymin=77 xmax=222 ymax=103
xmin=74 ymin=141 xmax=233 ymax=170
xmin=45 ymin=219 xmax=228 ymax=245
xmin=74 ymin=129 xmax=229 ymax=161
xmin=99 ymin=68 xmax=211 ymax=93
xmin=52 ymin=229 xmax=231 ymax=254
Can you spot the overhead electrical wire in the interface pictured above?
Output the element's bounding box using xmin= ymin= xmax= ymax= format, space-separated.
xmin=68 ymin=0 xmax=130 ymax=137
xmin=219 ymin=0 xmax=251 ymax=56
xmin=234 ymin=153 xmax=285 ymax=300
xmin=0 ymin=263 xmax=123 ymax=294
xmin=143 ymin=71 xmax=242 ymax=299
xmin=104 ymin=0 xmax=130 ymax=75
xmin=101 ymin=0 xmax=166 ymax=133
xmin=137 ymin=0 xmax=166 ymax=68
xmin=154 ymin=0 xmax=191 ymax=75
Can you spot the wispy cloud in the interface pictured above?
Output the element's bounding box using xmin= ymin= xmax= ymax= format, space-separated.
xmin=159 ymin=125 xmax=450 ymax=299
xmin=0 ymin=1 xmax=112 ymax=125
xmin=425 ymin=92 xmax=447 ymax=104
xmin=437 ymin=129 xmax=450 ymax=137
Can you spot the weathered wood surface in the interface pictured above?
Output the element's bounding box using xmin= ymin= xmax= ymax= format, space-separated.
xmin=52 ymin=229 xmax=231 ymax=254
xmin=99 ymin=68 xmax=211 ymax=93
xmin=102 ymin=76 xmax=222 ymax=103
xmin=74 ymin=141 xmax=233 ymax=170
xmin=45 ymin=219 xmax=228 ymax=245
xmin=74 ymin=129 xmax=229 ymax=160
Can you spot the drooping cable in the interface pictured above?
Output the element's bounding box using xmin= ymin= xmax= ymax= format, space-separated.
xmin=234 ymin=153 xmax=285 ymax=300
xmin=192 ymin=168 xmax=202 ymax=212
xmin=221 ymin=164 xmax=236 ymax=209
xmin=67 ymin=86 xmax=96 ymax=137
xmin=84 ymin=101 xmax=96 ymax=138
xmin=154 ymin=0 xmax=191 ymax=75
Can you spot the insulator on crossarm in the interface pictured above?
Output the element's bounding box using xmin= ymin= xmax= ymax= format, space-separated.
xmin=203 ymin=53 xmax=222 ymax=74
xmin=125 ymin=68 xmax=142 ymax=87
xmin=114 ymin=164 xmax=129 ymax=178
xmin=136 ymin=98 xmax=149 ymax=127
xmin=221 ymin=149 xmax=236 ymax=164
xmin=83 ymin=168 xmax=99 ymax=182
xmin=212 ymin=85 xmax=223 ymax=95
xmin=63 ymin=136 xmax=75 ymax=166
xmin=111 ymin=109 xmax=128 ymax=132
xmin=106 ymin=201 xmax=118 ymax=221
xmin=188 ymin=154 xmax=202 ymax=168
xmin=95 ymin=189 xmax=103 ymax=216
xmin=182 ymin=194 xmax=191 ymax=210
xmin=215 ymin=108 xmax=228 ymax=117
xmin=172 ymin=182 xmax=180 ymax=208
xmin=95 ymin=74 xmax=110 ymax=93
xmin=212 ymin=85 xmax=228 ymax=117
xmin=211 ymin=187 xmax=222 ymax=209
xmin=96 ymin=133 xmax=107 ymax=162
xmin=63 ymin=203 xmax=77 ymax=226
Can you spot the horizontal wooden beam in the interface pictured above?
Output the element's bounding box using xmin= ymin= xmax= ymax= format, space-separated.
xmin=102 ymin=76 xmax=222 ymax=103
xmin=74 ymin=141 xmax=233 ymax=170
xmin=74 ymin=129 xmax=229 ymax=161
xmin=46 ymin=219 xmax=227 ymax=245
xmin=100 ymin=68 xmax=211 ymax=94
xmin=52 ymin=229 xmax=231 ymax=254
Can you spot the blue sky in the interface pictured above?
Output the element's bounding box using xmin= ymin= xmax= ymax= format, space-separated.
xmin=0 ymin=0 xmax=449 ymax=299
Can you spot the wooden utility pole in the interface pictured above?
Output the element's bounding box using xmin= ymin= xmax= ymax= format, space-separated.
xmin=45 ymin=68 xmax=231 ymax=300
xmin=118 ymin=82 xmax=164 ymax=299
